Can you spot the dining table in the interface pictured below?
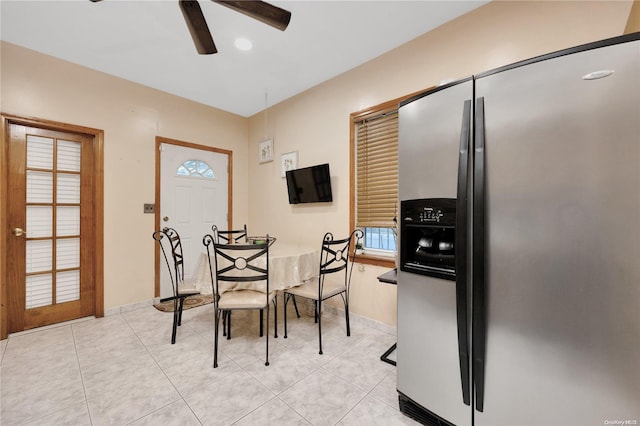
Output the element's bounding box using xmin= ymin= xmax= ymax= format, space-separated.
xmin=193 ymin=240 xmax=320 ymax=295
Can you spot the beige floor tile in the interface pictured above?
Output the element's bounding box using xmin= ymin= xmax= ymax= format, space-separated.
xmin=183 ymin=370 xmax=275 ymax=426
xmin=279 ymin=368 xmax=367 ymax=426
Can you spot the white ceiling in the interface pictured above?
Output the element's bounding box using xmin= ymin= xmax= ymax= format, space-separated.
xmin=1 ymin=0 xmax=487 ymax=117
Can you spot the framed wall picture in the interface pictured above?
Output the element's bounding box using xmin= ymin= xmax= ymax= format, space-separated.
xmin=281 ymin=151 xmax=298 ymax=177
xmin=258 ymin=139 xmax=273 ymax=163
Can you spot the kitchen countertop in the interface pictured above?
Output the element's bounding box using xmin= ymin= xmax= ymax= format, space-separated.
xmin=377 ymin=268 xmax=397 ymax=285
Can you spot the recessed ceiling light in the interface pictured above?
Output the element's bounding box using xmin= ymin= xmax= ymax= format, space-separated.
xmin=234 ymin=38 xmax=253 ymax=51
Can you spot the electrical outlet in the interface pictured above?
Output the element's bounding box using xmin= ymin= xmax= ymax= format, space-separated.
xmin=143 ymin=203 xmax=155 ymax=214
xmin=358 ymin=263 xmax=365 ymax=272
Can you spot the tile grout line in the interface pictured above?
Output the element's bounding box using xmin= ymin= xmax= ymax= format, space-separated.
xmin=69 ymin=322 xmax=95 ymax=425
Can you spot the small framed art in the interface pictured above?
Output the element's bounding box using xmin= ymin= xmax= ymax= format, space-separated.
xmin=281 ymin=151 xmax=298 ymax=177
xmin=258 ymin=139 xmax=273 ymax=163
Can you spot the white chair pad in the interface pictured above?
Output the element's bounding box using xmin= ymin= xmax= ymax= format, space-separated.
xmin=285 ymin=280 xmax=346 ymax=301
xmin=219 ymin=290 xmax=275 ymax=309
xmin=177 ymin=286 xmax=200 ymax=296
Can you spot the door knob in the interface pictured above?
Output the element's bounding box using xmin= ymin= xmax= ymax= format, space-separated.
xmin=13 ymin=227 xmax=26 ymax=237
xmin=163 ymin=216 xmax=169 ymax=222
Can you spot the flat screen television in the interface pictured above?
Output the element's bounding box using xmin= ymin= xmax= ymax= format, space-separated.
xmin=286 ymin=163 xmax=333 ymax=204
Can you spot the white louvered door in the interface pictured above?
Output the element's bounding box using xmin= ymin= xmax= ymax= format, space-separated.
xmin=7 ymin=124 xmax=96 ymax=332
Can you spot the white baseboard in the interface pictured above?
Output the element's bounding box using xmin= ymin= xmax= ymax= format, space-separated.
xmin=104 ymin=298 xmax=155 ymax=316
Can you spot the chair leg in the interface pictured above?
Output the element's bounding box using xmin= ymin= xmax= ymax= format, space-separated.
xmin=317 ymin=300 xmax=323 ymax=355
xmin=260 ymin=309 xmax=264 ymax=337
xmin=171 ymin=298 xmax=179 ymax=344
xmin=292 ymin=295 xmax=300 ymax=318
xmin=171 ymin=309 xmax=179 ymax=345
xmin=178 ymin=296 xmax=186 ymax=326
xmin=283 ymin=293 xmax=289 ymax=338
xmin=313 ymin=300 xmax=318 ymax=323
xmin=273 ymin=297 xmax=278 ymax=338
xmin=341 ymin=293 xmax=351 ymax=337
xmin=222 ymin=311 xmax=227 ymax=337
xmin=214 ymin=310 xmax=221 ymax=368
xmin=345 ymin=300 xmax=351 ymax=337
xmin=265 ymin=305 xmax=270 ymax=366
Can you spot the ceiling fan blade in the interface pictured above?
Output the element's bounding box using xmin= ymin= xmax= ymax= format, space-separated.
xmin=213 ymin=1 xmax=291 ymax=31
xmin=179 ymin=0 xmax=218 ymax=54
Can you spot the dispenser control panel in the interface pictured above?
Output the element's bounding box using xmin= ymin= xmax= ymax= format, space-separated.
xmin=400 ymin=198 xmax=457 ymax=281
xmin=403 ymin=198 xmax=456 ymax=227
xmin=419 ymin=208 xmax=444 ymax=223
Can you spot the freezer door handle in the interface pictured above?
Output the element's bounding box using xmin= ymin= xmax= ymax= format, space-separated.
xmin=473 ymin=96 xmax=487 ymax=412
xmin=456 ymin=99 xmax=472 ymax=406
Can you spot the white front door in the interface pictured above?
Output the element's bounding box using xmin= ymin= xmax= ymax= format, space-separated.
xmin=159 ymin=142 xmax=229 ymax=298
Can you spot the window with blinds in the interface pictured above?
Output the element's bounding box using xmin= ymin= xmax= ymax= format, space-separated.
xmin=354 ymin=110 xmax=398 ymax=254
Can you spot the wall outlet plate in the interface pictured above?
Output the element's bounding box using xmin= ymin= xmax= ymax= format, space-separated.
xmin=143 ymin=203 xmax=155 ymax=214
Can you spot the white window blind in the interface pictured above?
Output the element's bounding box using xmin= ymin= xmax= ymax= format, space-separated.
xmin=57 ymin=140 xmax=81 ymax=172
xmin=26 ymin=274 xmax=53 ymax=309
xmin=26 ymin=171 xmax=53 ymax=203
xmin=26 ymin=240 xmax=52 ymax=273
xmin=56 ymin=270 xmax=80 ymax=304
xmin=26 ymin=136 xmax=53 ymax=169
xmin=56 ymin=238 xmax=80 ymax=269
xmin=57 ymin=174 xmax=80 ymax=203
xmin=26 ymin=206 xmax=53 ymax=238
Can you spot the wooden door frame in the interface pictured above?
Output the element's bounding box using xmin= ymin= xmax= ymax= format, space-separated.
xmin=0 ymin=113 xmax=104 ymax=339
xmin=154 ymin=136 xmax=232 ymax=298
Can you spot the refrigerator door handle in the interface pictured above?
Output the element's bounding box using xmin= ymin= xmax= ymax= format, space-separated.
xmin=473 ymin=96 xmax=487 ymax=412
xmin=456 ymin=99 xmax=472 ymax=406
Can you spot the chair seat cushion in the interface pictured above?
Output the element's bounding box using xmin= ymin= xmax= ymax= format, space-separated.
xmin=177 ymin=286 xmax=200 ymax=296
xmin=285 ymin=280 xmax=346 ymax=301
xmin=219 ymin=290 xmax=276 ymax=309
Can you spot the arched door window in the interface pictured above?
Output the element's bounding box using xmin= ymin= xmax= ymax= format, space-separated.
xmin=176 ymin=159 xmax=215 ymax=179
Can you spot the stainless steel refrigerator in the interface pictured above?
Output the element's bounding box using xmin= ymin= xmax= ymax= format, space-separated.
xmin=397 ymin=33 xmax=640 ymax=426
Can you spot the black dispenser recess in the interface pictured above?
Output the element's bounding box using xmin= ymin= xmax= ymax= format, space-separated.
xmin=400 ymin=198 xmax=456 ymax=281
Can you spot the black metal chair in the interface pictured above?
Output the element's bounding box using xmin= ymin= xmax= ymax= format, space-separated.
xmin=152 ymin=227 xmax=201 ymax=344
xmin=212 ymin=224 xmax=248 ymax=244
xmin=283 ymin=229 xmax=363 ymax=354
xmin=203 ymin=234 xmax=276 ymax=368
xmin=211 ymin=224 xmax=254 ymax=338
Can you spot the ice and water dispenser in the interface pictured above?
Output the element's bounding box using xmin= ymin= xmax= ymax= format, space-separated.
xmin=400 ymin=198 xmax=456 ymax=281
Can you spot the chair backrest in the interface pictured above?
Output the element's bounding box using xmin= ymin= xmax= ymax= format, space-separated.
xmin=318 ymin=229 xmax=364 ymax=295
xmin=212 ymin=224 xmax=248 ymax=244
xmin=203 ymin=234 xmax=270 ymax=302
xmin=152 ymin=227 xmax=184 ymax=297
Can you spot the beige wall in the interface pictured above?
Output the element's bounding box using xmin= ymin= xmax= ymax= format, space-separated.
xmin=246 ymin=0 xmax=634 ymax=326
xmin=1 ymin=41 xmax=250 ymax=311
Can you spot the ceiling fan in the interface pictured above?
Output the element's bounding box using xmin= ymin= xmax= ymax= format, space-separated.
xmin=90 ymin=0 xmax=292 ymax=55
